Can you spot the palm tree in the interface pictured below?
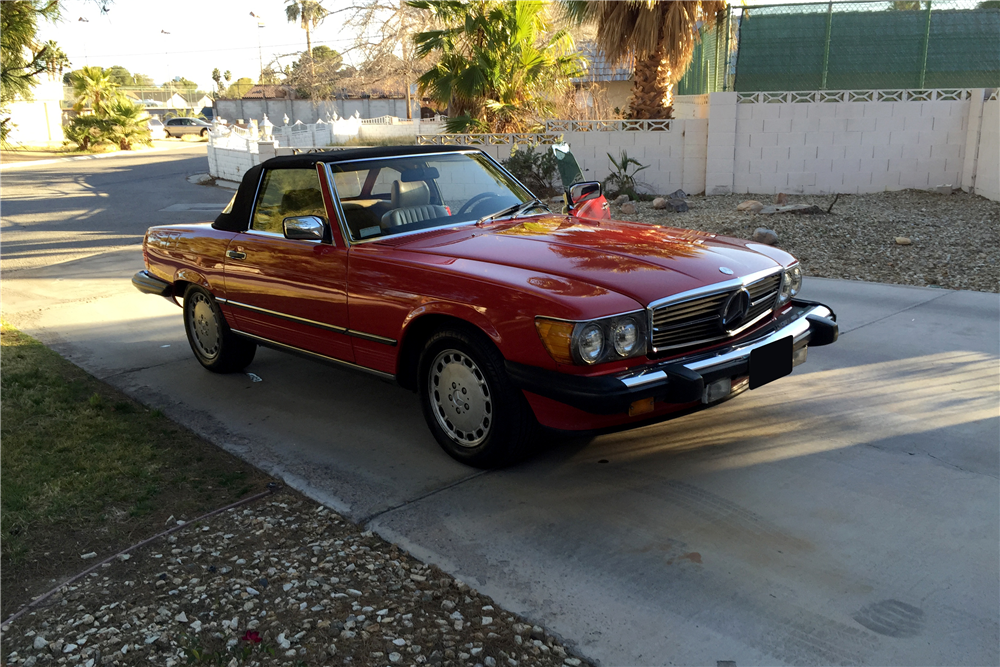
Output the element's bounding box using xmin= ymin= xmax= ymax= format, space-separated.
xmin=285 ymin=0 xmax=329 ymax=79
xmin=565 ymin=1 xmax=727 ymax=119
xmin=411 ymin=0 xmax=584 ymax=133
xmin=69 ymin=65 xmax=119 ymax=114
xmin=104 ymin=97 xmax=150 ymax=150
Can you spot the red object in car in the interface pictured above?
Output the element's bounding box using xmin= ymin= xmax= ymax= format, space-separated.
xmin=133 ymin=145 xmax=837 ymax=467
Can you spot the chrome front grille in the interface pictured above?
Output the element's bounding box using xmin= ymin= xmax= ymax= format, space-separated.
xmin=649 ymin=270 xmax=782 ymax=352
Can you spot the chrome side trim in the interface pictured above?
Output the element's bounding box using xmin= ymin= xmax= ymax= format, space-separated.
xmin=646 ymin=266 xmax=783 ymax=312
xmin=221 ymin=299 xmax=397 ymax=346
xmin=231 ymin=329 xmax=396 ymax=381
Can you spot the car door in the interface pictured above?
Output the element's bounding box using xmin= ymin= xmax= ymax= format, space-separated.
xmin=221 ymin=165 xmax=354 ymax=363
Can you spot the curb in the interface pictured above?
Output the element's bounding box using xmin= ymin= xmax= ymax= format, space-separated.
xmin=0 ymin=144 xmax=203 ymax=171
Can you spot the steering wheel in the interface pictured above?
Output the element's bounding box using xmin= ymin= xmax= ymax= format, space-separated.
xmin=456 ymin=191 xmax=503 ymax=217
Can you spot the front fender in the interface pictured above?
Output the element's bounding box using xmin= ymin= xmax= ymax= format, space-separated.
xmin=401 ymin=301 xmax=503 ymax=347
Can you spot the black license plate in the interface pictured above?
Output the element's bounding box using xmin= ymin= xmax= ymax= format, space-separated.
xmin=749 ymin=336 xmax=793 ymax=390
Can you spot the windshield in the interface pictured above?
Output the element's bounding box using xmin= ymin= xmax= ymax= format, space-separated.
xmin=329 ymin=152 xmax=534 ymax=242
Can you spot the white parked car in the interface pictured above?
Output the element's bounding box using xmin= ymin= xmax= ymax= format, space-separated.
xmin=147 ymin=117 xmax=166 ymax=140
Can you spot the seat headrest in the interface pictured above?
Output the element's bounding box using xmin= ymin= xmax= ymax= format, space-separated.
xmin=391 ymin=180 xmax=430 ymax=208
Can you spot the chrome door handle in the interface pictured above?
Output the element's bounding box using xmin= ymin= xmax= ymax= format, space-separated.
xmin=227 ymin=250 xmax=246 ymax=260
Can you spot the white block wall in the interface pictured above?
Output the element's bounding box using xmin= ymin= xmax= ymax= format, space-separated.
xmin=207 ymin=145 xmax=260 ymax=182
xmin=975 ymin=98 xmax=1000 ymax=201
xmin=732 ymin=95 xmax=970 ymax=195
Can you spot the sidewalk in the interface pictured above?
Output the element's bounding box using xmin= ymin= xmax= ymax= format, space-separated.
xmin=0 ymin=140 xmax=204 ymax=170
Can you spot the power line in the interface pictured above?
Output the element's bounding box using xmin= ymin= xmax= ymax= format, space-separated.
xmin=81 ymin=37 xmax=357 ymax=59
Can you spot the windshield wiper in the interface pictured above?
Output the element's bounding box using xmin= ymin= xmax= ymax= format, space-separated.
xmin=477 ymin=198 xmax=548 ymax=225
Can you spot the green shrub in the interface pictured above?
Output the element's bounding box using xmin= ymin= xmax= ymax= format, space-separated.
xmin=604 ymin=149 xmax=649 ymax=200
xmin=502 ymin=147 xmax=560 ymax=198
xmin=64 ymin=114 xmax=111 ymax=150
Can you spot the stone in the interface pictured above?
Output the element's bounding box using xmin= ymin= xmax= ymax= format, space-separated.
xmin=276 ymin=632 xmax=291 ymax=649
xmin=389 ymin=652 xmax=403 ymax=663
xmin=612 ymin=194 xmax=630 ymax=205
xmin=752 ymin=228 xmax=779 ymax=245
xmin=63 ymin=643 xmax=78 ymax=653
xmin=668 ymin=189 xmax=687 ymax=200
xmin=775 ymin=192 xmax=788 ymax=205
xmin=667 ymin=198 xmax=689 ymax=213
xmin=80 ymin=552 xmax=97 ymax=560
xmin=33 ymin=636 xmax=48 ymax=650
xmin=758 ymin=205 xmax=778 ymax=215
xmin=619 ymin=202 xmax=637 ymax=215
xmin=737 ymin=200 xmax=764 ymax=213
xmin=932 ymin=184 xmax=954 ymax=195
xmin=895 ymin=237 xmax=912 ymax=245
xmin=482 ymin=616 xmax=493 ymax=625
xmin=174 ymin=612 xmax=187 ymax=623
xmin=651 ymin=197 xmax=668 ymax=210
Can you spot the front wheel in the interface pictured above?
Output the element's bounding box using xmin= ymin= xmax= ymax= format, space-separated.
xmin=183 ymin=285 xmax=256 ymax=373
xmin=418 ymin=328 xmax=535 ymax=468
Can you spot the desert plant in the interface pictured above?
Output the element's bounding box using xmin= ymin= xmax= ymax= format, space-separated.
xmin=502 ymin=147 xmax=560 ymax=197
xmin=64 ymin=114 xmax=110 ymax=150
xmin=604 ymin=149 xmax=648 ymax=199
xmin=104 ymin=97 xmax=151 ymax=150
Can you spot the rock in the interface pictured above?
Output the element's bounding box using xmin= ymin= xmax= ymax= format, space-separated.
xmin=33 ymin=636 xmax=48 ymax=650
xmin=932 ymin=184 xmax=954 ymax=195
xmin=619 ymin=202 xmax=637 ymax=215
xmin=389 ymin=652 xmax=403 ymax=663
xmin=651 ymin=197 xmax=668 ymax=210
xmin=530 ymin=625 xmax=545 ymax=640
xmin=895 ymin=237 xmax=912 ymax=245
xmin=667 ymin=198 xmax=689 ymax=213
xmin=174 ymin=612 xmax=187 ymax=623
xmin=189 ymin=620 xmax=202 ymax=632
xmin=80 ymin=552 xmax=97 ymax=560
xmin=752 ymin=228 xmax=779 ymax=245
xmin=564 ymin=658 xmax=582 ymax=666
xmin=737 ymin=200 xmax=764 ymax=213
xmin=758 ymin=205 xmax=778 ymax=215
xmin=63 ymin=643 xmax=78 ymax=653
xmin=482 ymin=616 xmax=493 ymax=625
xmin=195 ymin=174 xmax=213 ymax=184
xmin=612 ymin=194 xmax=630 ymax=205
xmin=164 ymin=515 xmax=175 ymax=525
xmin=668 ymin=188 xmax=687 ymax=200
xmin=82 ymin=614 xmax=95 ymax=624
xmin=276 ymin=632 xmax=291 ymax=649
xmin=775 ymin=192 xmax=788 ymax=205
xmin=117 ymin=554 xmax=130 ymax=561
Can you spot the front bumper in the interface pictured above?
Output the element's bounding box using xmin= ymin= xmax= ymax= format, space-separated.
xmin=506 ymin=299 xmax=837 ymax=415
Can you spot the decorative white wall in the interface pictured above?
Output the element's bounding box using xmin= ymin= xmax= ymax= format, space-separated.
xmin=206 ymin=89 xmax=999 ymax=202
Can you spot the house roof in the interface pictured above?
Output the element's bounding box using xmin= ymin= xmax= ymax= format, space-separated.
xmin=242 ymin=85 xmax=297 ymax=100
xmin=574 ymin=43 xmax=634 ymax=83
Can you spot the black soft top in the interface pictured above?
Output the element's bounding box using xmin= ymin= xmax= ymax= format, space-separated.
xmin=213 ymin=145 xmax=478 ymax=232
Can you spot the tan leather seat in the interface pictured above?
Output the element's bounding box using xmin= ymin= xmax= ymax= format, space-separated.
xmin=381 ymin=181 xmax=448 ymax=229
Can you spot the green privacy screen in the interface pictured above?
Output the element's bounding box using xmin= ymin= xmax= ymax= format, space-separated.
xmin=734 ymin=1 xmax=1000 ymax=91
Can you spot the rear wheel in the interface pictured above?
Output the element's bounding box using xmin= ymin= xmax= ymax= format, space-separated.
xmin=183 ymin=285 xmax=256 ymax=372
xmin=418 ymin=327 xmax=534 ymax=468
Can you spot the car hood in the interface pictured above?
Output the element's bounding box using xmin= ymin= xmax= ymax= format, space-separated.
xmin=388 ymin=215 xmax=793 ymax=306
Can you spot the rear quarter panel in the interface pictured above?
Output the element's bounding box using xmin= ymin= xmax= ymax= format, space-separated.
xmin=144 ymin=223 xmax=235 ymax=301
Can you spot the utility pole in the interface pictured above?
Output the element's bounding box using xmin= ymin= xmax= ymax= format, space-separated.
xmin=250 ymin=12 xmax=265 ymax=84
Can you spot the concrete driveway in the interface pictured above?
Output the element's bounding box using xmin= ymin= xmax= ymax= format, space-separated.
xmin=2 ymin=152 xmax=997 ymax=666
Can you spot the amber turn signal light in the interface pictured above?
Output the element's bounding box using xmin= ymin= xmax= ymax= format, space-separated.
xmin=628 ymin=397 xmax=655 ymax=416
xmin=534 ymin=318 xmax=575 ymax=364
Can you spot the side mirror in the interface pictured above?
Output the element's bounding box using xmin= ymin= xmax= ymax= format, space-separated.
xmin=283 ymin=215 xmax=325 ymax=241
xmin=567 ymin=181 xmax=602 ymax=207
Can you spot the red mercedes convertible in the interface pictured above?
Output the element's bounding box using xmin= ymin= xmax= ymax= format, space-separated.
xmin=133 ymin=145 xmax=838 ymax=467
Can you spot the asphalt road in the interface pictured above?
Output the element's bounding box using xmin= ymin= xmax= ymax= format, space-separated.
xmin=2 ymin=151 xmax=997 ymax=666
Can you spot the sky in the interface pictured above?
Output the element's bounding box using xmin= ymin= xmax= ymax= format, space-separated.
xmin=38 ymin=0 xmax=361 ymax=91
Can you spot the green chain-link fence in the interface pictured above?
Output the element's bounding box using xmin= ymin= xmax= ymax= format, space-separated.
xmin=733 ymin=0 xmax=1000 ymax=91
xmin=676 ymin=11 xmax=733 ymax=96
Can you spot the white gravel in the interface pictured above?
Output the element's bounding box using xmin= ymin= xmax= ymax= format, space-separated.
xmin=615 ymin=190 xmax=1000 ymax=293
xmin=2 ymin=495 xmax=587 ymax=667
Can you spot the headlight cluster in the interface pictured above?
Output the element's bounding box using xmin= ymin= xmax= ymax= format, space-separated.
xmin=535 ymin=313 xmax=648 ymax=365
xmin=778 ymin=263 xmax=803 ymax=305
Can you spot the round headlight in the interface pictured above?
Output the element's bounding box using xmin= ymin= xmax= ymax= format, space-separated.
xmin=613 ymin=319 xmax=639 ymax=356
xmin=576 ymin=324 xmax=604 ymax=364
xmin=788 ymin=265 xmax=803 ymax=296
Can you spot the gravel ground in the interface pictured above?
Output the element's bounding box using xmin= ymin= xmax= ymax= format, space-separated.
xmin=2 ymin=491 xmax=587 ymax=667
xmin=616 ymin=190 xmax=1000 ymax=293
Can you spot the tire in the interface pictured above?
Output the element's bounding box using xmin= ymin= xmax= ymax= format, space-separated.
xmin=418 ymin=327 xmax=535 ymax=468
xmin=182 ymin=285 xmax=257 ymax=373
xmin=200 ymin=128 xmax=208 ymax=137
xmin=163 ymin=130 xmax=171 ymax=138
